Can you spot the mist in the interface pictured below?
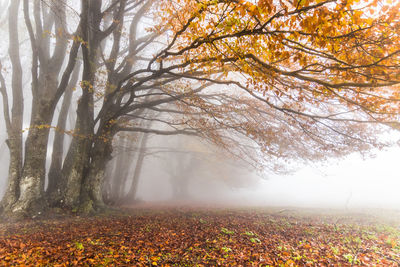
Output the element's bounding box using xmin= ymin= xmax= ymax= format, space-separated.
xmin=1 ymin=101 xmax=400 ymax=211
xmin=107 ymin=132 xmax=400 ymax=211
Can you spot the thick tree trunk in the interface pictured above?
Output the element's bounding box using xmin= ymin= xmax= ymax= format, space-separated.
xmin=11 ymin=101 xmax=54 ymax=214
xmin=59 ymin=101 xmax=93 ymax=208
xmin=79 ymin=133 xmax=113 ymax=213
xmin=59 ymin=59 xmax=95 ymax=208
xmin=12 ymin=70 xmax=78 ymax=214
xmin=1 ymin=141 xmax=22 ymax=211
xmin=7 ymin=0 xmax=76 ymax=216
xmin=58 ymin=0 xmax=103 ymax=210
xmin=0 ymin=0 xmax=24 ymax=213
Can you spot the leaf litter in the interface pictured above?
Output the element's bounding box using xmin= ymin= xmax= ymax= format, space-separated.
xmin=0 ymin=207 xmax=399 ymax=266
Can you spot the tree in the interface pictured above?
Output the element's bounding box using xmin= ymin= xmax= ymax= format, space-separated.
xmin=160 ymin=135 xmax=259 ymax=201
xmin=0 ymin=0 xmax=399 ymax=217
xmin=0 ymin=0 xmax=81 ymax=214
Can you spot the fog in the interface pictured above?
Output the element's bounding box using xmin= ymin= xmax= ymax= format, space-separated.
xmin=2 ymin=117 xmax=398 ymax=211
xmin=1 ymin=119 xmax=400 ymax=210
xmin=116 ymin=133 xmax=400 ymax=211
xmin=244 ymin=147 xmax=400 ymax=209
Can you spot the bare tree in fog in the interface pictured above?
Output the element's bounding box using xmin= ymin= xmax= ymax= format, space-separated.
xmin=161 ymin=136 xmax=261 ymax=201
xmin=103 ymin=121 xmax=152 ymax=205
xmin=102 ymin=134 xmax=134 ymax=205
xmin=166 ymin=138 xmax=196 ymax=200
xmin=0 ymin=0 xmax=398 ymax=218
xmin=123 ymin=125 xmax=151 ymax=203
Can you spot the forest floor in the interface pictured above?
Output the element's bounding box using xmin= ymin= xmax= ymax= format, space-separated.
xmin=0 ymin=204 xmax=399 ymax=266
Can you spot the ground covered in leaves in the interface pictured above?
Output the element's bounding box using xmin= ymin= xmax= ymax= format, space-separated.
xmin=0 ymin=206 xmax=399 ymax=266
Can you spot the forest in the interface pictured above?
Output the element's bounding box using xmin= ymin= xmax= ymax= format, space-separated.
xmin=0 ymin=0 xmax=399 ymax=265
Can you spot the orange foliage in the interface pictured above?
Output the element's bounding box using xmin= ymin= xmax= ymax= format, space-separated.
xmin=151 ymin=0 xmax=400 ymax=123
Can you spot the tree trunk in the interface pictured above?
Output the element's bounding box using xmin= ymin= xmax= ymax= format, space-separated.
xmin=124 ymin=132 xmax=149 ymax=203
xmin=7 ymin=0 xmax=76 ymax=216
xmin=1 ymin=141 xmax=22 ymax=212
xmin=0 ymin=0 xmax=24 ymax=213
xmin=11 ymin=100 xmax=54 ymax=214
xmin=58 ymin=0 xmax=103 ymax=210
xmin=79 ymin=132 xmax=114 ymax=213
xmin=47 ymin=62 xmax=80 ymax=204
xmin=102 ymin=155 xmax=117 ymax=205
xmin=59 ymin=100 xmax=93 ymax=208
xmin=169 ymin=152 xmax=194 ymax=200
xmin=110 ymin=135 xmax=131 ymax=202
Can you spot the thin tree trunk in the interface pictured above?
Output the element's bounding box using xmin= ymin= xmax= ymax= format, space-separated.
xmin=124 ymin=131 xmax=150 ymax=203
xmin=110 ymin=135 xmax=131 ymax=202
xmin=1 ymin=142 xmax=22 ymax=211
xmin=47 ymin=62 xmax=81 ymax=204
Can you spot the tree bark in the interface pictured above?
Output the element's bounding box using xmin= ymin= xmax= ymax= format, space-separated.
xmin=1 ymin=141 xmax=22 ymax=212
xmin=59 ymin=111 xmax=93 ymax=208
xmin=11 ymin=101 xmax=54 ymax=214
xmin=110 ymin=135 xmax=131 ymax=202
xmin=10 ymin=0 xmax=78 ymax=215
xmin=60 ymin=0 xmax=127 ymax=211
xmin=59 ymin=0 xmax=100 ymax=208
xmin=47 ymin=62 xmax=81 ymax=204
xmin=79 ymin=130 xmax=114 ymax=212
xmin=124 ymin=131 xmax=150 ymax=203
xmin=0 ymin=0 xmax=24 ymax=213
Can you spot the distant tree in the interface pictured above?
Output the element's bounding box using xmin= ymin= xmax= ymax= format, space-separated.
xmin=162 ymin=136 xmax=260 ymax=201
